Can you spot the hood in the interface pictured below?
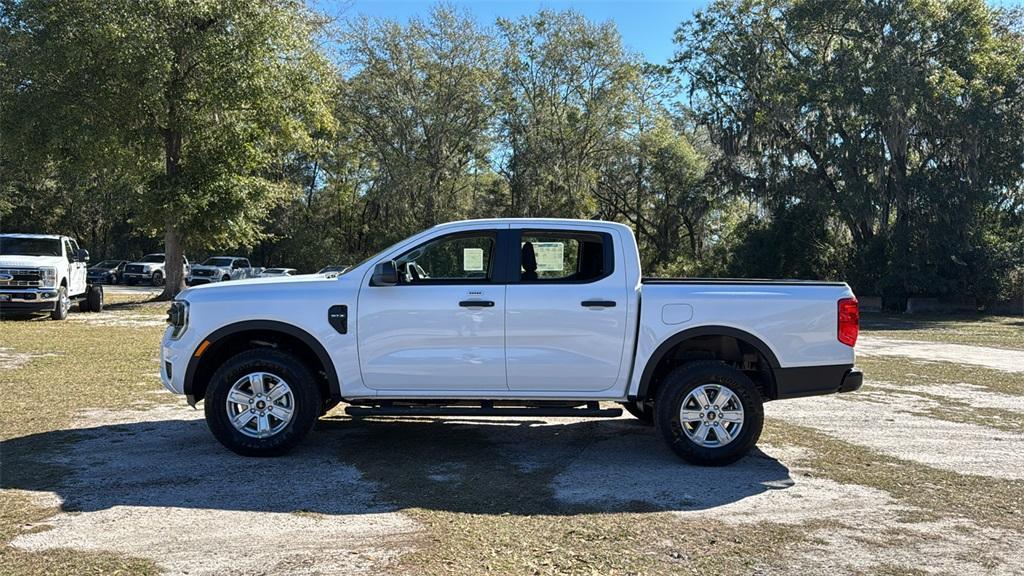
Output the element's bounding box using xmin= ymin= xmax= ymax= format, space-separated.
xmin=181 ymin=273 xmax=334 ymax=300
xmin=190 ymin=265 xmax=227 ymax=272
xmin=0 ymin=255 xmax=65 ymax=269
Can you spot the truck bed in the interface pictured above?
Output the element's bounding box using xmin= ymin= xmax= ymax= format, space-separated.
xmin=642 ymin=277 xmax=847 ymax=286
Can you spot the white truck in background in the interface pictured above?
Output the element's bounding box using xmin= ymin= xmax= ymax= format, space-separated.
xmin=161 ymin=219 xmax=862 ymax=466
xmin=0 ymin=233 xmax=104 ymax=320
xmin=187 ymin=257 xmax=260 ymax=286
xmin=124 ymin=253 xmax=190 ymax=286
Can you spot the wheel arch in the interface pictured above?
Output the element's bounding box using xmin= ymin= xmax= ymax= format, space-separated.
xmin=184 ymin=320 xmax=342 ymax=406
xmin=636 ymin=325 xmax=781 ymax=402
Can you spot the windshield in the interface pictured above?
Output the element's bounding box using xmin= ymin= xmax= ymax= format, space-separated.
xmin=318 ymin=265 xmax=347 ymax=274
xmin=92 ymin=260 xmax=122 ymax=268
xmin=140 ymin=254 xmax=164 ymax=263
xmin=0 ymin=237 xmax=62 ymax=257
xmin=203 ymin=257 xmax=234 ymax=267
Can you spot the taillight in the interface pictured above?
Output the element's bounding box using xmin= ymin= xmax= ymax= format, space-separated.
xmin=838 ymin=297 xmax=859 ymax=347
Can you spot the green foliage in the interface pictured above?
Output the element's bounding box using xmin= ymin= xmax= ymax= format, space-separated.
xmin=676 ymin=0 xmax=1024 ymax=302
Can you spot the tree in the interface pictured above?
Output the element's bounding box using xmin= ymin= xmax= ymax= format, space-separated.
xmin=675 ymin=0 xmax=1024 ymax=301
xmin=340 ymin=5 xmax=496 ymax=243
xmin=494 ymin=10 xmax=636 ymax=218
xmin=1 ymin=0 xmax=337 ymax=298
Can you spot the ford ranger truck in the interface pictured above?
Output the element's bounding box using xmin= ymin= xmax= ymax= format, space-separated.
xmin=0 ymin=233 xmax=104 ymax=319
xmin=161 ymin=219 xmax=862 ymax=466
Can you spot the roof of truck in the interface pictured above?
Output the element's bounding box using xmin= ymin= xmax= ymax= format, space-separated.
xmin=0 ymin=233 xmax=66 ymax=239
xmin=430 ymin=218 xmax=632 ymax=230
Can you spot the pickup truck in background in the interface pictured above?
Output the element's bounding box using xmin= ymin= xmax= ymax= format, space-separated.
xmin=0 ymin=233 xmax=104 ymax=319
xmin=161 ymin=219 xmax=861 ymax=466
xmin=124 ymin=253 xmax=189 ymax=286
xmin=187 ymin=257 xmax=260 ymax=286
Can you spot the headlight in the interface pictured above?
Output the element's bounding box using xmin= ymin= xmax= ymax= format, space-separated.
xmin=39 ymin=267 xmax=56 ymax=288
xmin=142 ymin=265 xmax=152 ymax=272
xmin=166 ymin=300 xmax=189 ymax=339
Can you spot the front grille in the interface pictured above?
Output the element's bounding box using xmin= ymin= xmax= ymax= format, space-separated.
xmin=125 ymin=265 xmax=146 ymax=274
xmin=0 ymin=268 xmax=42 ymax=287
xmin=193 ymin=269 xmax=214 ymax=276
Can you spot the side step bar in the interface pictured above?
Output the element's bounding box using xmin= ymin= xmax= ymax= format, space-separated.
xmin=345 ymin=402 xmax=622 ymax=418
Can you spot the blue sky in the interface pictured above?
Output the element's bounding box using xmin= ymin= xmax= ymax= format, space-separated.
xmin=317 ymin=0 xmax=710 ymax=65
xmin=317 ymin=0 xmax=1021 ymax=66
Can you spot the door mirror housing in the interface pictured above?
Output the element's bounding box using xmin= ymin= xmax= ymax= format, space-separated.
xmin=371 ymin=260 xmax=399 ymax=286
xmin=75 ymin=248 xmax=90 ymax=263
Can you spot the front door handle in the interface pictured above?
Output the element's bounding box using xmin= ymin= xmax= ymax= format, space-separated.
xmin=581 ymin=300 xmax=616 ymax=308
xmin=459 ymin=300 xmax=495 ymax=307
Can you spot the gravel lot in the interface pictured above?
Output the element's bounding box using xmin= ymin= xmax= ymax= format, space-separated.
xmin=1 ymin=308 xmax=1022 ymax=575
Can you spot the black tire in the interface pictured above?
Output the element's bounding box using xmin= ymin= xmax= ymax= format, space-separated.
xmin=221 ymin=275 xmax=230 ymax=282
xmin=50 ymin=286 xmax=70 ymax=320
xmin=204 ymin=348 xmax=322 ymax=457
xmin=86 ymin=284 xmax=103 ymax=312
xmin=619 ymin=400 xmax=654 ymax=425
xmin=151 ymin=270 xmax=164 ymax=286
xmin=655 ymin=361 xmax=764 ymax=466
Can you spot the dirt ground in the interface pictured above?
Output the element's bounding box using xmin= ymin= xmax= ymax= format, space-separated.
xmin=1 ymin=305 xmax=1022 ymax=575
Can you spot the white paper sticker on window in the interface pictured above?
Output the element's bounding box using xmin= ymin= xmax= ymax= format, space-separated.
xmin=463 ymin=248 xmax=484 ymax=271
xmin=532 ymin=242 xmax=564 ymax=271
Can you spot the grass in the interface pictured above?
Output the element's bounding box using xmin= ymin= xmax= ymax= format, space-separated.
xmin=0 ymin=304 xmax=1022 ymax=574
xmin=861 ymin=312 xmax=1024 ymax=350
xmin=0 ymin=293 xmax=167 ymax=575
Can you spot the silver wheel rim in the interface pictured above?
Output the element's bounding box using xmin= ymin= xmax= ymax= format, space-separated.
xmin=225 ymin=372 xmax=295 ymax=439
xmin=679 ymin=384 xmax=744 ymax=448
xmin=59 ymin=290 xmax=70 ymax=316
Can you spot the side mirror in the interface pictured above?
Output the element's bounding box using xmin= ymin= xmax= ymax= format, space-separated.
xmin=76 ymin=249 xmax=90 ymax=262
xmin=371 ymin=260 xmax=399 ymax=286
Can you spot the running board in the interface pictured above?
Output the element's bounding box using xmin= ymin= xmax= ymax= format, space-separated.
xmin=344 ymin=402 xmax=622 ymax=418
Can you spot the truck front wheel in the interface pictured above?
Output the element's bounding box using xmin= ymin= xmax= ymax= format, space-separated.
xmin=50 ymin=286 xmax=70 ymax=320
xmin=204 ymin=349 xmax=322 ymax=457
xmin=151 ymin=270 xmax=164 ymax=286
xmin=654 ymin=361 xmax=763 ymax=466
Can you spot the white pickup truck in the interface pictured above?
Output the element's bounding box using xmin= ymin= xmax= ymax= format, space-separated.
xmin=187 ymin=257 xmax=260 ymax=286
xmin=161 ymin=219 xmax=861 ymax=465
xmin=0 ymin=233 xmax=104 ymax=319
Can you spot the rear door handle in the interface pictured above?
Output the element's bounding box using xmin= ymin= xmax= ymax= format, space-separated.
xmin=459 ymin=300 xmax=495 ymax=307
xmin=581 ymin=300 xmax=616 ymax=308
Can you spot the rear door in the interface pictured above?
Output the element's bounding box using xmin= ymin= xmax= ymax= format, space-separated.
xmin=356 ymin=226 xmax=511 ymax=392
xmin=504 ymin=227 xmax=630 ymax=393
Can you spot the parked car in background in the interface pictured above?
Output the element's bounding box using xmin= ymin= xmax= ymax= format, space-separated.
xmin=259 ymin=268 xmax=297 ymax=277
xmin=187 ymin=257 xmax=260 ymax=286
xmin=87 ymin=259 xmax=128 ymax=285
xmin=124 ymin=253 xmax=189 ymax=286
xmin=161 ymin=218 xmax=861 ymax=465
xmin=316 ymin=264 xmax=350 ymax=277
xmin=0 ymin=233 xmax=103 ymax=319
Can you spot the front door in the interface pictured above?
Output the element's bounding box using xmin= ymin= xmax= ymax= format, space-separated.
xmin=505 ymin=228 xmax=629 ymax=393
xmin=357 ymin=229 xmax=510 ymax=392
xmin=65 ymin=239 xmax=87 ymax=294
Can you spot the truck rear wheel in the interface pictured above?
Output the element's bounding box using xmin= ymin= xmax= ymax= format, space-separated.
xmin=50 ymin=286 xmax=70 ymax=320
xmin=654 ymin=361 xmax=763 ymax=466
xmin=204 ymin=348 xmax=322 ymax=457
xmin=82 ymin=284 xmax=103 ymax=312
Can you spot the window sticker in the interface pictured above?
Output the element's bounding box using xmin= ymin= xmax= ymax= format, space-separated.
xmin=532 ymin=242 xmax=564 ymax=271
xmin=463 ymin=248 xmax=484 ymax=271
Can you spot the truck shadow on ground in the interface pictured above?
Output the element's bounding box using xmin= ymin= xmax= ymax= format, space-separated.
xmin=1 ymin=412 xmax=794 ymax=517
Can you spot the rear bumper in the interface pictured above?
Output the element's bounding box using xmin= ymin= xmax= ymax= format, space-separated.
xmin=773 ymin=364 xmax=862 ymax=400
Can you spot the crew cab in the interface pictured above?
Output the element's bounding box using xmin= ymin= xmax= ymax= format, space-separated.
xmin=187 ymin=257 xmax=259 ymax=286
xmin=124 ymin=253 xmax=189 ymax=286
xmin=0 ymin=233 xmax=104 ymax=319
xmin=160 ymin=219 xmax=861 ymax=465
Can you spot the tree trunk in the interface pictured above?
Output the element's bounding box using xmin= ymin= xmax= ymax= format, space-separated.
xmin=157 ymin=124 xmax=185 ymax=301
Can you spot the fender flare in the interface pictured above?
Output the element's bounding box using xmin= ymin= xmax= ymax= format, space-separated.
xmin=183 ymin=320 xmax=341 ymax=403
xmin=635 ymin=325 xmax=781 ymax=400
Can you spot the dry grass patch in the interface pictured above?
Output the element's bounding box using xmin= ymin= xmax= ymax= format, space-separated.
xmin=861 ymin=313 xmax=1024 ymax=351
